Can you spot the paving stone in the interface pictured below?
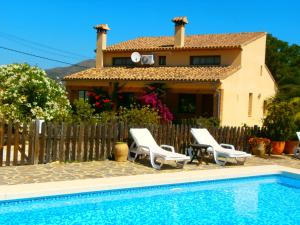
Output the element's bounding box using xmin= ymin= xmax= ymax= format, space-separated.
xmin=0 ymin=155 xmax=299 ymax=185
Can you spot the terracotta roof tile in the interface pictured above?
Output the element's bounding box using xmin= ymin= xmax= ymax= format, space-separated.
xmin=64 ymin=66 xmax=240 ymax=82
xmin=105 ymin=32 xmax=265 ymax=52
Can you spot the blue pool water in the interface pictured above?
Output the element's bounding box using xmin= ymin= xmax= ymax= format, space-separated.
xmin=0 ymin=174 xmax=300 ymax=225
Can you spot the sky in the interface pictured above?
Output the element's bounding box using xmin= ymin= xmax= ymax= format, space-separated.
xmin=0 ymin=0 xmax=299 ymax=69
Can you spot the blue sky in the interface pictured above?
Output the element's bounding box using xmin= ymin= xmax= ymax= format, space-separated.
xmin=0 ymin=0 xmax=299 ymax=69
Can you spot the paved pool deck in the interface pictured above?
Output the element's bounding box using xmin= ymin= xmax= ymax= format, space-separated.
xmin=0 ymin=154 xmax=299 ymax=186
xmin=0 ymin=155 xmax=300 ymax=201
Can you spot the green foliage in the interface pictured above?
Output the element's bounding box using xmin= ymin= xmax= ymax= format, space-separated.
xmin=194 ymin=116 xmax=220 ymax=128
xmin=266 ymin=34 xmax=300 ymax=100
xmin=118 ymin=105 xmax=160 ymax=125
xmin=72 ymin=99 xmax=95 ymax=123
xmin=262 ymin=99 xmax=295 ymax=141
xmin=0 ymin=64 xmax=71 ymax=123
xmin=97 ymin=111 xmax=118 ymax=124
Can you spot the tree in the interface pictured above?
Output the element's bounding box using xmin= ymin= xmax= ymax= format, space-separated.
xmin=266 ymin=34 xmax=300 ymax=100
xmin=0 ymin=64 xmax=71 ymax=122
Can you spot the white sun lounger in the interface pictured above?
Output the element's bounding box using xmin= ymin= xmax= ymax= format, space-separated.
xmin=129 ymin=128 xmax=190 ymax=170
xmin=293 ymin=132 xmax=300 ymax=158
xmin=190 ymin=128 xmax=251 ymax=166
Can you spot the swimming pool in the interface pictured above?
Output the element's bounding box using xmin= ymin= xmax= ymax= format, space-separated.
xmin=0 ymin=174 xmax=299 ymax=225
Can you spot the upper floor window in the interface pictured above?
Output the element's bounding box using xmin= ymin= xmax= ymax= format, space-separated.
xmin=190 ymin=56 xmax=221 ymax=66
xmin=158 ymin=56 xmax=166 ymax=65
xmin=112 ymin=57 xmax=134 ymax=66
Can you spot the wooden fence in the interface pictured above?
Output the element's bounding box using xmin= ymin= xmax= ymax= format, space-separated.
xmin=0 ymin=121 xmax=257 ymax=167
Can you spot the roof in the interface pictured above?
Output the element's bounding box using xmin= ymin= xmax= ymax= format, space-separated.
xmin=105 ymin=32 xmax=266 ymax=52
xmin=64 ymin=66 xmax=240 ymax=82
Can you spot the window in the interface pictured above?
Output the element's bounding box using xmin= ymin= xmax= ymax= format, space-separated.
xmin=248 ymin=93 xmax=253 ymax=117
xmin=79 ymin=90 xmax=89 ymax=100
xmin=263 ymin=100 xmax=267 ymax=116
xmin=260 ymin=65 xmax=263 ymax=76
xmin=158 ymin=56 xmax=166 ymax=65
xmin=121 ymin=92 xmax=135 ymax=108
xmin=112 ymin=57 xmax=134 ymax=66
xmin=190 ymin=56 xmax=221 ymax=66
xmin=201 ymin=94 xmax=214 ymax=117
xmin=179 ymin=94 xmax=196 ymax=113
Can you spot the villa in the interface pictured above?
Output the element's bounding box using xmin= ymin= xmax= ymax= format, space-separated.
xmin=64 ymin=16 xmax=276 ymax=126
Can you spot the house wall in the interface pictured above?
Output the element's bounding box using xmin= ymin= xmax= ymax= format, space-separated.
xmin=103 ymin=49 xmax=241 ymax=67
xmin=220 ymin=34 xmax=276 ymax=126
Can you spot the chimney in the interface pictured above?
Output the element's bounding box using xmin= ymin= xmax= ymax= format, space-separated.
xmin=172 ymin=16 xmax=188 ymax=47
xmin=94 ymin=24 xmax=110 ymax=68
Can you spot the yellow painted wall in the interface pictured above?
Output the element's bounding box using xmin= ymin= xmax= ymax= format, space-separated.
xmin=103 ymin=49 xmax=241 ymax=67
xmin=220 ymin=34 xmax=276 ymax=126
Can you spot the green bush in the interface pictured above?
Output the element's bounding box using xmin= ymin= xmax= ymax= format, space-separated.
xmin=263 ymin=99 xmax=295 ymax=141
xmin=194 ymin=116 xmax=220 ymax=128
xmin=72 ymin=99 xmax=95 ymax=123
xmin=96 ymin=111 xmax=118 ymax=124
xmin=118 ymin=105 xmax=160 ymax=125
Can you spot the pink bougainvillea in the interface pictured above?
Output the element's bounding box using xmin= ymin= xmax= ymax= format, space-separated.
xmin=140 ymin=92 xmax=173 ymax=122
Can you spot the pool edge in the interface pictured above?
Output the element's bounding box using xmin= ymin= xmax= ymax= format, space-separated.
xmin=0 ymin=165 xmax=299 ymax=201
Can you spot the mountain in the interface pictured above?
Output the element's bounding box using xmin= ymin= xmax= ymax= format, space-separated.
xmin=46 ymin=59 xmax=95 ymax=80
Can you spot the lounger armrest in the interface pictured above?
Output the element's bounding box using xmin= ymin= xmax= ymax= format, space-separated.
xmin=191 ymin=144 xmax=212 ymax=149
xmin=160 ymin=145 xmax=175 ymax=153
xmin=220 ymin=143 xmax=235 ymax=150
xmin=137 ymin=145 xmax=151 ymax=151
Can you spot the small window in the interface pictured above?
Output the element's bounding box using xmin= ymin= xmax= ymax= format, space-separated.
xmin=190 ymin=56 xmax=221 ymax=66
xmin=158 ymin=56 xmax=166 ymax=65
xmin=248 ymin=93 xmax=253 ymax=117
xmin=179 ymin=94 xmax=196 ymax=113
xmin=260 ymin=65 xmax=263 ymax=76
xmin=263 ymin=100 xmax=267 ymax=116
xmin=112 ymin=57 xmax=134 ymax=66
xmin=79 ymin=90 xmax=89 ymax=100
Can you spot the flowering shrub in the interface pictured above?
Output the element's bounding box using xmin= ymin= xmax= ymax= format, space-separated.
xmin=87 ymin=90 xmax=113 ymax=113
xmin=139 ymin=84 xmax=173 ymax=122
xmin=0 ymin=64 xmax=71 ymax=122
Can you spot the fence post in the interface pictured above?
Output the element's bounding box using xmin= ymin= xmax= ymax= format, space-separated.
xmin=13 ymin=123 xmax=19 ymax=166
xmin=6 ymin=123 xmax=12 ymax=166
xmin=33 ymin=120 xmax=40 ymax=164
xmin=0 ymin=122 xmax=3 ymax=166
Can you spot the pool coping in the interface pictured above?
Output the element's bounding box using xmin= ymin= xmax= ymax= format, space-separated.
xmin=0 ymin=165 xmax=300 ymax=201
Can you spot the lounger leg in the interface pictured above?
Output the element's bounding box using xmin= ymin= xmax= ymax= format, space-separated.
xmin=294 ymin=148 xmax=300 ymax=159
xmin=213 ymin=152 xmax=227 ymax=166
xmin=176 ymin=160 xmax=188 ymax=168
xmin=128 ymin=142 xmax=141 ymax=162
xmin=235 ymin=157 xmax=246 ymax=165
xmin=150 ymin=152 xmax=163 ymax=170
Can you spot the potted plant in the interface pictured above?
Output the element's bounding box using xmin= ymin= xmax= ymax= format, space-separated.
xmin=114 ymin=141 xmax=129 ymax=162
xmin=262 ymin=100 xmax=295 ymax=155
xmin=284 ymin=133 xmax=299 ymax=154
xmin=248 ymin=137 xmax=271 ymax=157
